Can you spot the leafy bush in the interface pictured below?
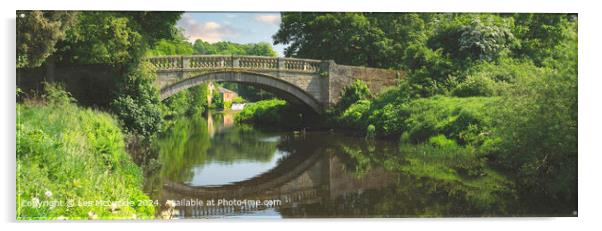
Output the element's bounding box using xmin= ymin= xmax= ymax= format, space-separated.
xmin=111 ymin=61 xmax=163 ymax=138
xmin=484 ymin=22 xmax=577 ymax=211
xmin=488 ymin=70 xmax=577 ymax=210
xmin=211 ymin=90 xmax=224 ymax=109
xmin=232 ymin=96 xmax=245 ymax=103
xmin=188 ymin=84 xmax=209 ymax=115
xmin=161 ymin=84 xmax=209 ymax=121
xmin=367 ymin=102 xmax=408 ymax=137
xmin=338 ymin=99 xmax=371 ymax=129
xmin=452 ymin=75 xmax=496 ymax=97
xmin=41 ymin=82 xmax=76 ymax=105
xmin=235 ymin=99 xmax=311 ymax=129
xmin=337 ymin=79 xmax=372 ymax=112
xmin=161 ymin=91 xmax=190 ymax=119
xmin=235 ymin=99 xmax=287 ymax=126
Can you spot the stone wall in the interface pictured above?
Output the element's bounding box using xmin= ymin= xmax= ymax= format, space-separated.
xmin=17 ymin=64 xmax=119 ymax=107
xmin=327 ymin=62 xmax=404 ymax=105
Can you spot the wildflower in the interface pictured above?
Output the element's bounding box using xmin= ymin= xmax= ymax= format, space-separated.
xmin=88 ymin=211 xmax=97 ymax=220
xmin=44 ymin=190 xmax=53 ymax=198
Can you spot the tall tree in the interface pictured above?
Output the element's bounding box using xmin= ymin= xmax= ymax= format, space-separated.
xmin=273 ymin=13 xmax=389 ymax=67
xmin=16 ymin=11 xmax=77 ymax=68
xmin=55 ymin=11 xmax=182 ymax=66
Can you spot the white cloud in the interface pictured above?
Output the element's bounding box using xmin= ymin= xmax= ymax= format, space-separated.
xmin=177 ymin=14 xmax=237 ymax=43
xmin=254 ymin=14 xmax=281 ymax=25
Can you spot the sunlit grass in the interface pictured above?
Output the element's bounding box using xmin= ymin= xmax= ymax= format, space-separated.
xmin=17 ymin=103 xmax=155 ymax=220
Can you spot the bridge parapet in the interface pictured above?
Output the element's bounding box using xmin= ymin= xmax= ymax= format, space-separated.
xmin=147 ymin=55 xmax=324 ymax=73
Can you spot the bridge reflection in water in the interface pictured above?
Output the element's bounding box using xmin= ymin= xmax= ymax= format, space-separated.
xmin=160 ymin=146 xmax=395 ymax=218
xmin=149 ymin=113 xmax=521 ymax=218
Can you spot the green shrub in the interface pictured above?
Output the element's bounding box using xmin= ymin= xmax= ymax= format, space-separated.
xmin=112 ymin=94 xmax=163 ymax=138
xmin=224 ymin=101 xmax=232 ymax=110
xmin=111 ymin=61 xmax=163 ymax=138
xmin=236 ymin=99 xmax=288 ymax=126
xmin=452 ymin=75 xmax=496 ymax=97
xmin=367 ymin=102 xmax=408 ymax=137
xmin=337 ymin=79 xmax=372 ymax=112
xmin=232 ymin=96 xmax=245 ymax=103
xmin=339 ymin=99 xmax=371 ymax=129
xmin=488 ymin=70 xmax=577 ymax=209
xmin=42 ymin=82 xmax=76 ymax=105
xmin=235 ymin=99 xmax=312 ymax=129
xmin=161 ymin=90 xmax=190 ymax=119
xmin=161 ymin=84 xmax=209 ymax=120
xmin=212 ymin=90 xmax=224 ymax=109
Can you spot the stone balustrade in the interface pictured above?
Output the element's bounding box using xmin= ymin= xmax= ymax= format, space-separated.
xmin=147 ymin=55 xmax=323 ymax=73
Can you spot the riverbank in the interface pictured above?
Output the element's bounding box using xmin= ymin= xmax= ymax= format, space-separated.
xmin=17 ymin=100 xmax=155 ymax=219
xmin=235 ymin=69 xmax=577 ymax=215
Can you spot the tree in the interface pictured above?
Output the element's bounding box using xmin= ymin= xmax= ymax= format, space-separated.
xmin=146 ymin=30 xmax=194 ymax=56
xmin=16 ymin=11 xmax=77 ymax=68
xmin=193 ymin=39 xmax=277 ymax=56
xmin=274 ymin=13 xmax=389 ymax=67
xmin=55 ymin=11 xmax=182 ymax=66
xmin=510 ymin=13 xmax=577 ymax=66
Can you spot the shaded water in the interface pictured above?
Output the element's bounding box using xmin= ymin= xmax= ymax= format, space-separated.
xmin=142 ymin=111 xmax=574 ymax=218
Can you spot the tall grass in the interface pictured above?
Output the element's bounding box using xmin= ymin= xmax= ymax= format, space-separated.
xmin=17 ymin=102 xmax=155 ymax=219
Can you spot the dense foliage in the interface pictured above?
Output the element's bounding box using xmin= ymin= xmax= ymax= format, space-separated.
xmin=236 ymin=99 xmax=312 ymax=129
xmin=111 ymin=61 xmax=163 ymax=138
xmin=272 ymin=12 xmax=578 ymax=213
xmin=147 ymin=34 xmax=278 ymax=57
xmin=275 ymin=13 xmax=576 ymax=96
xmin=336 ymin=79 xmax=372 ymax=113
xmin=17 ymin=84 xmax=154 ymax=219
xmin=16 ymin=11 xmax=77 ymax=68
xmin=55 ymin=12 xmax=182 ymax=66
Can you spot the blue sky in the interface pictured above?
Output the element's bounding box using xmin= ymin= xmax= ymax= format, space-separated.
xmin=177 ymin=12 xmax=285 ymax=56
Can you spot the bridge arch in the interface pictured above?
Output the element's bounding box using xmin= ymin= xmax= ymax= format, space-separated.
xmin=159 ymin=71 xmax=323 ymax=113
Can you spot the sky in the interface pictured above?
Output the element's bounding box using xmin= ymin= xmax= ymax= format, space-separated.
xmin=176 ymin=12 xmax=286 ymax=56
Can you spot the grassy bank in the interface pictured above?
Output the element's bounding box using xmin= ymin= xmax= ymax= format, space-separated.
xmin=235 ymin=99 xmax=317 ymax=129
xmin=17 ymin=101 xmax=155 ymax=220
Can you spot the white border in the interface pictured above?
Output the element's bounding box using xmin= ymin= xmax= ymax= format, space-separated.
xmin=2 ymin=1 xmax=601 ymax=231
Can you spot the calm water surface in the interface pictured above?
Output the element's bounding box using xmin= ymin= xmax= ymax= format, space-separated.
xmin=142 ymin=111 xmax=573 ymax=218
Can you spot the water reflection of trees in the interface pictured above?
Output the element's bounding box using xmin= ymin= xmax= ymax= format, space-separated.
xmin=277 ymin=134 xmax=520 ymax=217
xmin=154 ymin=115 xmax=279 ymax=183
xmin=205 ymin=125 xmax=278 ymax=164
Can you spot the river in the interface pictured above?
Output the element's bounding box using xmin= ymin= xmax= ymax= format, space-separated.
xmin=141 ymin=111 xmax=566 ymax=218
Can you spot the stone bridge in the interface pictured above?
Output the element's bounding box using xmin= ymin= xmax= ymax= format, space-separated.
xmin=148 ymin=55 xmax=402 ymax=113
